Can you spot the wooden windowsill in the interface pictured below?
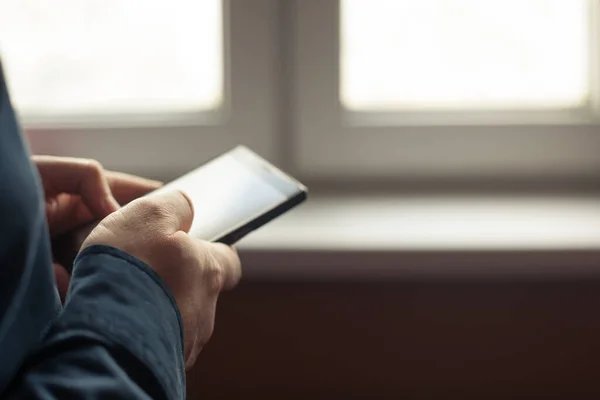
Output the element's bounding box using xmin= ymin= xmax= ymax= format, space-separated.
xmin=236 ymin=194 xmax=600 ymax=280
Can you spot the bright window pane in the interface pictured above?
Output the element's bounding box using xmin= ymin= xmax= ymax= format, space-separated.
xmin=0 ymin=0 xmax=222 ymax=116
xmin=341 ymin=0 xmax=590 ymax=111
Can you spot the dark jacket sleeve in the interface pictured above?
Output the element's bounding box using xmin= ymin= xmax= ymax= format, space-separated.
xmin=0 ymin=62 xmax=185 ymax=399
xmin=5 ymin=246 xmax=186 ymax=400
xmin=0 ymin=59 xmax=63 ymax=393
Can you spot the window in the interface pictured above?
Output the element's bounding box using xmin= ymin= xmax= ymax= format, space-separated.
xmin=293 ymin=0 xmax=600 ymax=182
xmin=0 ymin=0 xmax=279 ymax=179
xmin=1 ymin=0 xmax=599 ymax=184
xmin=341 ymin=0 xmax=589 ymax=111
xmin=0 ymin=0 xmax=222 ymax=118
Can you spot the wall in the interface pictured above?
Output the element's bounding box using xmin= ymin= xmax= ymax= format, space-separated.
xmin=185 ymin=274 xmax=600 ymax=399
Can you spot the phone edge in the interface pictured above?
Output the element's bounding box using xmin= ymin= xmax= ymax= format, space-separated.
xmin=215 ymin=189 xmax=308 ymax=245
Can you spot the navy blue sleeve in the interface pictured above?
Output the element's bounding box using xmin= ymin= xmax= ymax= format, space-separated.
xmin=0 ymin=60 xmax=62 ymax=393
xmin=0 ymin=62 xmax=185 ymax=399
xmin=5 ymin=246 xmax=186 ymax=400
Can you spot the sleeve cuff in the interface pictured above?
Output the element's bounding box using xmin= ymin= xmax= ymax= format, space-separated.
xmin=53 ymin=245 xmax=185 ymax=398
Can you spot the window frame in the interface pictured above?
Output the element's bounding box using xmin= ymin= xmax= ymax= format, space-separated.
xmin=290 ymin=0 xmax=600 ymax=183
xmin=23 ymin=0 xmax=282 ymax=180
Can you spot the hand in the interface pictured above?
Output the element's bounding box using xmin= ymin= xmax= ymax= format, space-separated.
xmin=81 ymin=190 xmax=242 ymax=369
xmin=34 ymin=156 xmax=162 ymax=298
xmin=35 ymin=156 xmax=161 ymax=236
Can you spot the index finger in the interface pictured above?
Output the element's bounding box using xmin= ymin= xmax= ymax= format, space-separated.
xmin=34 ymin=156 xmax=119 ymax=218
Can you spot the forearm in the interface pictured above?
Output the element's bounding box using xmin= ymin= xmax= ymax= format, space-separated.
xmin=5 ymin=246 xmax=185 ymax=400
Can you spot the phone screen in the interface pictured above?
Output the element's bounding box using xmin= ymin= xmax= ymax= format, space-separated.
xmin=150 ymin=148 xmax=299 ymax=241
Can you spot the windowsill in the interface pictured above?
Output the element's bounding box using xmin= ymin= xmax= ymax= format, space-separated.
xmin=237 ymin=194 xmax=600 ymax=280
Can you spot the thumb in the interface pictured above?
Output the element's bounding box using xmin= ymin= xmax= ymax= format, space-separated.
xmin=137 ymin=189 xmax=195 ymax=234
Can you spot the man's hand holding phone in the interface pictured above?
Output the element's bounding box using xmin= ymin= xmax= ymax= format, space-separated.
xmin=37 ymin=146 xmax=305 ymax=371
xmin=82 ymin=190 xmax=242 ymax=369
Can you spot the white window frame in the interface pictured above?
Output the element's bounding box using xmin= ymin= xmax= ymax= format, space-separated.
xmin=23 ymin=0 xmax=281 ymax=180
xmin=291 ymin=0 xmax=600 ymax=182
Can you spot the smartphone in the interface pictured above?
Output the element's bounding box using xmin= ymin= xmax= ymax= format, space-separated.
xmin=53 ymin=146 xmax=307 ymax=270
xmin=146 ymin=145 xmax=307 ymax=244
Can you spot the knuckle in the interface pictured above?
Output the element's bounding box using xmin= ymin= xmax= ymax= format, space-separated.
xmin=134 ymin=198 xmax=170 ymax=220
xmin=161 ymin=233 xmax=187 ymax=254
xmin=82 ymin=159 xmax=104 ymax=177
xmin=204 ymin=259 xmax=225 ymax=292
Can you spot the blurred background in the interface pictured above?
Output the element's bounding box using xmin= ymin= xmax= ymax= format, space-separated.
xmin=2 ymin=0 xmax=600 ymax=398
